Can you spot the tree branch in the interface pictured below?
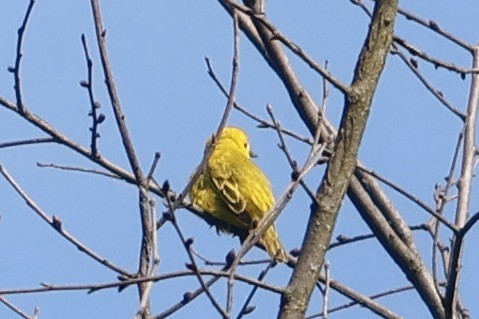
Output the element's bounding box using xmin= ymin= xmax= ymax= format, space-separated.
xmin=279 ymin=0 xmax=398 ymax=317
xmin=89 ymin=1 xmax=151 ymax=315
xmin=444 ymin=44 xmax=479 ymax=318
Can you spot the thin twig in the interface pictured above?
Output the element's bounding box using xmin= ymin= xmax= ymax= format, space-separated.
xmin=153 ymin=268 xmax=225 ymax=319
xmin=354 ymin=0 xmax=474 ymax=52
xmin=391 ymin=45 xmax=466 ymax=121
xmin=431 ymin=130 xmax=463 ymax=293
xmin=356 ymin=165 xmax=457 ymax=232
xmin=328 ymin=224 xmax=427 ymax=250
xmin=205 ymin=58 xmax=313 ymax=145
xmin=164 ymin=190 xmax=229 ymax=318
xmin=174 ymin=11 xmax=242 ymax=216
xmin=228 ymin=141 xmax=326 ymax=273
xmin=235 ymin=261 xmax=276 ymax=319
xmin=0 ymin=137 xmax=55 ymax=149
xmin=315 ymin=273 xmax=402 ymax=319
xmin=266 ymin=104 xmax=319 ymax=202
xmin=191 ymin=247 xmax=270 ymax=266
xmin=36 ymin=162 xmax=121 ymax=179
xmin=394 ymin=35 xmax=479 ymax=75
xmin=9 ymin=0 xmax=36 ymax=114
xmin=396 ymin=4 xmax=473 ymax=52
xmin=0 ymin=269 xmax=284 ymax=296
xmin=306 ymin=284 xmax=416 ymax=319
xmin=322 ymin=262 xmax=330 ymax=319
xmin=444 ymin=45 xmax=479 ymax=317
xmin=0 ymin=96 xmax=148 ymax=187
xmin=89 ymin=0 xmax=144 ymax=182
xmin=80 ymin=34 xmax=104 ymax=157
xmin=147 ymin=152 xmax=161 ymax=181
xmin=89 ymin=1 xmax=153 ymax=315
xmin=352 ymin=0 xmax=466 ymax=121
xmin=0 ymin=164 xmax=131 ymax=276
xmin=0 ymin=296 xmax=35 ymax=319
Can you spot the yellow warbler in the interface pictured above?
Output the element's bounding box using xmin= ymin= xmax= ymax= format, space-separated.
xmin=189 ymin=127 xmax=287 ymax=262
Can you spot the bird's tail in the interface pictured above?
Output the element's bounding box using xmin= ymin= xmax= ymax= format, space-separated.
xmin=261 ymin=225 xmax=287 ymax=263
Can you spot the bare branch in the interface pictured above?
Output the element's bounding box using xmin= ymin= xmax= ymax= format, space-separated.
xmin=329 ymin=224 xmax=428 ymax=250
xmin=267 ymin=104 xmax=319 ymax=202
xmin=89 ymin=2 xmax=153 ymax=314
xmin=306 ymin=284 xmax=417 ymax=319
xmin=0 ymin=137 xmax=55 ymax=149
xmin=153 ymin=270 xmax=224 ymax=319
xmin=393 ymin=35 xmax=479 ymax=75
xmin=0 ymin=269 xmax=284 ymax=296
xmin=205 ymin=58 xmax=313 ymax=145
xmin=280 ymin=1 xmax=398 ymax=317
xmin=395 ymin=4 xmax=474 ymax=52
xmin=164 ymin=189 xmax=228 ymax=318
xmin=147 ymin=152 xmax=161 ymax=181
xmin=135 ymin=192 xmax=159 ymax=319
xmin=352 ymin=0 xmax=466 ymax=121
xmin=235 ymin=261 xmax=276 ymax=319
xmin=0 ymin=164 xmax=131 ymax=276
xmin=356 ymin=165 xmax=457 ymax=231
xmin=80 ymin=34 xmax=104 ymax=157
xmin=9 ymin=0 xmax=36 ymax=114
xmin=36 ymin=162 xmax=121 ymax=179
xmin=0 ymin=296 xmax=36 ymax=319
xmin=432 ymin=130 xmax=463 ymax=289
xmin=322 ymin=262 xmax=331 ymax=319
xmin=316 ymin=273 xmax=402 ymax=319
xmin=390 ymin=45 xmax=466 ymax=121
xmin=445 ymin=45 xmax=479 ymax=318
xmin=349 ymin=175 xmax=446 ymax=319
xmin=89 ymin=0 xmax=144 ymax=182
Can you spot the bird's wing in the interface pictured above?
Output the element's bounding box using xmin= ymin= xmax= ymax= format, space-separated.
xmin=207 ymin=155 xmax=248 ymax=216
xmin=209 ymin=172 xmax=247 ymax=215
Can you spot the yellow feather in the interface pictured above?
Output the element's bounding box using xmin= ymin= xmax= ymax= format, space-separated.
xmin=189 ymin=127 xmax=287 ymax=262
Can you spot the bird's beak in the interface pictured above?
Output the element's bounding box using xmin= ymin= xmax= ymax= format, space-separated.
xmin=249 ymin=150 xmax=258 ymax=158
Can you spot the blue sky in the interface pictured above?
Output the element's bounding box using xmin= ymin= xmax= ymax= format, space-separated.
xmin=1 ymin=1 xmax=479 ymax=318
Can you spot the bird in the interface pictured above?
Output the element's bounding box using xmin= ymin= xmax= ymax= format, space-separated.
xmin=189 ymin=126 xmax=287 ymax=262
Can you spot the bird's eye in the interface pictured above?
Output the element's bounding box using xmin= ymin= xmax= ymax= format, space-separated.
xmin=243 ymin=142 xmax=248 ymax=149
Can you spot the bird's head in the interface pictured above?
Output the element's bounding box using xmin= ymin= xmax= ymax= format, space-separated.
xmin=215 ymin=126 xmax=257 ymax=158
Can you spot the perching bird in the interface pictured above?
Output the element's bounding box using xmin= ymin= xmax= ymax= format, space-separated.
xmin=189 ymin=127 xmax=287 ymax=262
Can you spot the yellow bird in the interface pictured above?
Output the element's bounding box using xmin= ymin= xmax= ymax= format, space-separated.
xmin=189 ymin=127 xmax=287 ymax=262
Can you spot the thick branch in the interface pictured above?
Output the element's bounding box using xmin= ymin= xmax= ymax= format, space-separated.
xmin=279 ymin=1 xmax=397 ymax=318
